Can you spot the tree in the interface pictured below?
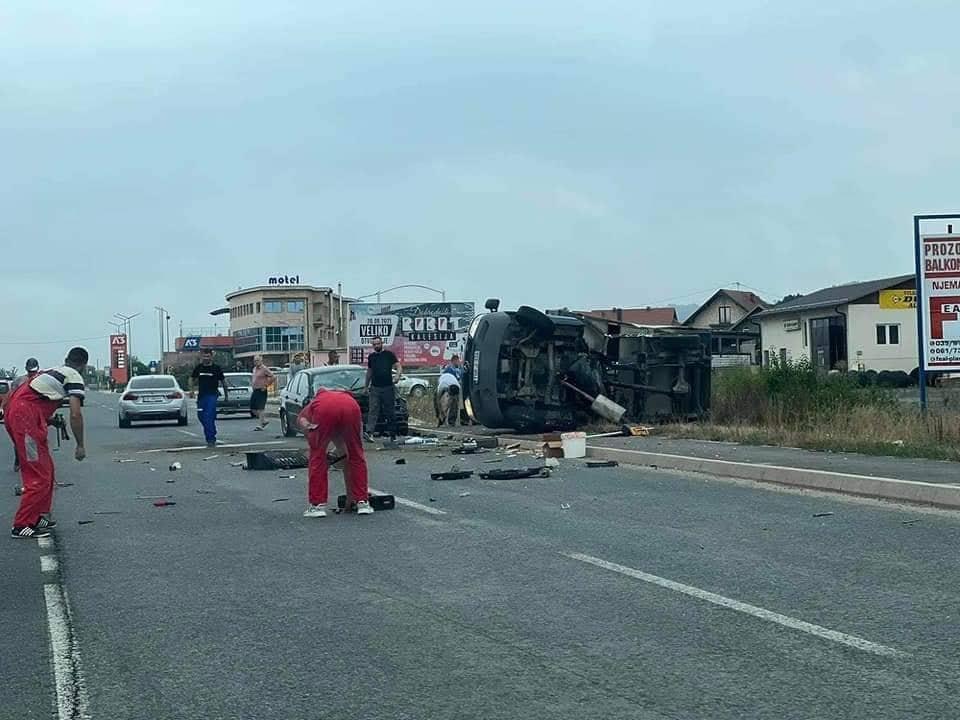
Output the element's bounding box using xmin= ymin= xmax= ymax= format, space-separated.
xmin=127 ymin=355 xmax=150 ymax=377
xmin=777 ymin=293 xmax=803 ymax=305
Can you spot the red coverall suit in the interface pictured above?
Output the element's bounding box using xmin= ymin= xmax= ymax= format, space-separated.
xmin=8 ymin=384 xmax=61 ymax=528
xmin=298 ymin=389 xmax=369 ymax=507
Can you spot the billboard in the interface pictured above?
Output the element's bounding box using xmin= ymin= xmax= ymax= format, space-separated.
xmin=110 ymin=334 xmax=128 ymax=384
xmin=879 ymin=289 xmax=916 ymax=310
xmin=348 ymin=302 xmax=475 ymax=367
xmin=918 ymin=234 xmax=960 ymax=371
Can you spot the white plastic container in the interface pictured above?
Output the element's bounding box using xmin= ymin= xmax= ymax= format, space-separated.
xmin=560 ymin=431 xmax=587 ymax=459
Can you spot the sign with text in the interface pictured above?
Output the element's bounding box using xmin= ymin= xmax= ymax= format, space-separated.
xmin=347 ymin=301 xmax=475 ymax=367
xmin=109 ymin=334 xmax=128 ymax=384
xmin=182 ymin=336 xmax=201 ymax=351
xmin=879 ymin=289 xmax=917 ymax=310
xmin=919 ymin=235 xmax=960 ymax=370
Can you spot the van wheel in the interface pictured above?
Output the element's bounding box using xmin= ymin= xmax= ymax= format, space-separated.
xmin=280 ymin=410 xmax=297 ymax=437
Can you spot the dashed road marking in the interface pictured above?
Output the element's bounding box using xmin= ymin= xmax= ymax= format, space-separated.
xmin=563 ymin=551 xmax=907 ymax=659
xmin=38 ymin=536 xmax=54 ymax=550
xmin=41 ymin=555 xmax=59 ymax=573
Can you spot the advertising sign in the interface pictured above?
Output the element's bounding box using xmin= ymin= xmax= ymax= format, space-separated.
xmin=879 ymin=289 xmax=917 ymax=310
xmin=110 ymin=334 xmax=128 ymax=384
xmin=918 ymin=234 xmax=960 ymax=371
xmin=347 ymin=302 xmax=475 ymax=367
xmin=182 ymin=336 xmax=201 ymax=351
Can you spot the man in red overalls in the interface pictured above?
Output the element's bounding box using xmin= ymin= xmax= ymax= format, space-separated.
xmin=8 ymin=347 xmax=88 ymax=539
xmin=4 ymin=357 xmax=41 ymax=473
xmin=297 ymin=387 xmax=372 ymax=518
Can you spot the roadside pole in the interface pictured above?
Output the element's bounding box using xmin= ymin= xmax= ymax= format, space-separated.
xmin=914 ymin=215 xmax=927 ymax=411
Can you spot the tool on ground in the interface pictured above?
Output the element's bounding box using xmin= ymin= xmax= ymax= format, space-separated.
xmin=560 ymin=380 xmax=627 ymax=424
xmin=335 ymin=494 xmax=396 ymax=512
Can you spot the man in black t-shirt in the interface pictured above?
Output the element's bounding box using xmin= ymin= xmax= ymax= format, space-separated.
xmin=190 ymin=350 xmax=230 ymax=447
xmin=364 ymin=337 xmax=401 ymax=440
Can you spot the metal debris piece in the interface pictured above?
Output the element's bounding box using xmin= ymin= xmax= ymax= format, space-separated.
xmin=230 ymin=461 xmax=245 ymax=467
xmin=272 ymin=498 xmax=290 ymax=502
xmin=153 ymin=500 xmax=176 ymax=507
xmin=56 ymin=482 xmax=74 ymax=488
xmin=196 ymin=489 xmax=216 ymax=494
xmin=560 ymin=503 xmax=571 ymax=510
xmin=902 ymin=519 xmax=921 ymax=525
xmin=93 ymin=511 xmax=121 ymax=515
xmin=459 ymin=492 xmax=471 ymax=497
xmin=117 ymin=459 xmax=136 ymax=464
xmin=813 ymin=512 xmax=834 ymax=518
xmin=169 ymin=462 xmax=182 ymax=471
xmin=78 ymin=520 xmax=95 ymax=525
xmin=203 ymin=454 xmax=220 ymax=461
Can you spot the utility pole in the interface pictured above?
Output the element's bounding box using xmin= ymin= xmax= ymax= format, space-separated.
xmin=155 ymin=306 xmax=169 ymax=373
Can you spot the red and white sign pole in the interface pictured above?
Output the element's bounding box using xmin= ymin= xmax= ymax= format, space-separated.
xmin=109 ymin=334 xmax=128 ymax=385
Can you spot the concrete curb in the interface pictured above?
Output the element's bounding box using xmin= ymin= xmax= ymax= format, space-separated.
xmin=413 ymin=425 xmax=960 ymax=510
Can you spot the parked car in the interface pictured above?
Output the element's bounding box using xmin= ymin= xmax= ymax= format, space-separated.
xmin=278 ymin=365 xmax=409 ymax=437
xmin=118 ymin=375 xmax=188 ymax=428
xmin=0 ymin=378 xmax=10 ymax=422
xmin=397 ymin=374 xmax=429 ymax=398
xmin=219 ymin=372 xmax=255 ymax=416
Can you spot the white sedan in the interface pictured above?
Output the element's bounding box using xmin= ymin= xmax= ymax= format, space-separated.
xmin=397 ymin=374 xmax=429 ymax=398
xmin=118 ymin=375 xmax=189 ymax=428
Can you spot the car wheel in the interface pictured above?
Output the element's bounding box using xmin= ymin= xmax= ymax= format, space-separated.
xmin=280 ymin=410 xmax=297 ymax=437
xmin=178 ymin=414 xmax=188 ymax=426
xmin=409 ymin=385 xmax=426 ymax=398
xmin=118 ymin=414 xmax=131 ymax=429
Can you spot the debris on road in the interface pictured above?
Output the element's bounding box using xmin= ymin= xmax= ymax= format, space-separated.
xmin=545 ymin=458 xmax=561 ymax=468
xmin=196 ymin=489 xmax=216 ymax=494
xmin=902 ymin=518 xmax=921 ymax=525
xmin=116 ymin=458 xmax=137 ymax=464
xmin=479 ymin=467 xmax=550 ymax=480
xmin=505 ymin=442 xmax=521 ymax=451
xmin=93 ymin=511 xmax=121 ymax=515
xmin=14 ymin=485 xmax=23 ymax=496
xmin=560 ymin=503 xmax=571 ymax=510
xmin=459 ymin=492 xmax=471 ymax=497
xmin=203 ymin=454 xmax=220 ymax=461
xmin=153 ymin=500 xmax=176 ymax=507
xmin=230 ymin=461 xmax=245 ymax=467
xmin=395 ymin=458 xmax=406 ymax=465
xmin=813 ymin=512 xmax=835 ymax=518
xmin=483 ymin=458 xmax=504 ymax=464
xmin=272 ymin=498 xmax=290 ymax=502
xmin=586 ymin=460 xmax=619 ymax=468
xmin=336 ymin=494 xmax=395 ymax=511
xmin=431 ymin=470 xmax=474 ymax=481
xmin=246 ymin=450 xmax=308 ymax=470
xmin=78 ymin=520 xmax=95 ymax=525
xmin=56 ymin=482 xmax=74 ymax=488
xmin=169 ymin=462 xmax=182 ymax=471
xmin=278 ymin=474 xmax=297 ymax=479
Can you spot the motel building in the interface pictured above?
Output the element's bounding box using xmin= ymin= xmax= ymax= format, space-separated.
xmin=211 ymin=277 xmax=352 ymax=368
xmin=756 ymin=274 xmax=918 ymax=373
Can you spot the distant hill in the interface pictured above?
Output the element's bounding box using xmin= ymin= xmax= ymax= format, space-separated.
xmin=670 ymin=303 xmax=699 ymax=323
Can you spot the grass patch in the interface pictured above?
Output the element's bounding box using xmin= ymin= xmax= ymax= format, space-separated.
xmin=664 ymin=360 xmax=960 ymax=461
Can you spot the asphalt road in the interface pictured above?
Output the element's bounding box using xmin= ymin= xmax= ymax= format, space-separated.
xmin=3 ymin=391 xmax=960 ymax=719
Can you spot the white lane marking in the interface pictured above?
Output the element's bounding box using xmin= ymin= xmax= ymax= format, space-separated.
xmin=176 ymin=429 xmax=199 ymax=438
xmin=137 ymin=440 xmax=289 ymax=454
xmin=38 ymin=536 xmax=54 ymax=550
xmin=369 ymin=487 xmax=446 ymax=516
xmin=44 ymin=583 xmax=91 ymax=719
xmin=563 ymin=552 xmax=907 ymax=659
xmin=41 ymin=555 xmax=59 ymax=573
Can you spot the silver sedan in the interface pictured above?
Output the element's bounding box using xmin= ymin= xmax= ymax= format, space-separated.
xmin=118 ymin=375 xmax=189 ymax=428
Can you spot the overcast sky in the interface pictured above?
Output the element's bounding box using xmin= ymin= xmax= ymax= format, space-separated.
xmin=3 ymin=1 xmax=959 ymax=369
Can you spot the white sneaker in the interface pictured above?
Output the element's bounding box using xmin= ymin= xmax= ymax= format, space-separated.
xmin=303 ymin=504 xmax=327 ymax=518
xmin=355 ymin=500 xmax=374 ymax=516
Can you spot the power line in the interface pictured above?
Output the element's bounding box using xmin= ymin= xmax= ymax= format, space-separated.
xmin=0 ymin=334 xmax=111 ymax=346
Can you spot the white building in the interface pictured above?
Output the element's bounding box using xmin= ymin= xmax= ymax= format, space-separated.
xmin=757 ymin=274 xmax=917 ymax=373
xmin=683 ymin=289 xmax=770 ymax=367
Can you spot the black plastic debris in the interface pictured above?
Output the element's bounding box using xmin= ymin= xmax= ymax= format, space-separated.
xmin=479 ymin=467 xmax=550 ymax=480
xmin=245 ymin=450 xmax=309 ymax=470
xmin=336 ymin=494 xmax=395 ymax=512
xmin=395 ymin=458 xmax=406 ymax=465
xmin=431 ymin=470 xmax=474 ymax=481
xmin=586 ymin=460 xmax=619 ymax=468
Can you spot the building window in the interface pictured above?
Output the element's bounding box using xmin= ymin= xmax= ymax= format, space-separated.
xmin=718 ymin=305 xmax=731 ymax=325
xmin=287 ymin=300 xmax=305 ymax=313
xmin=232 ymin=328 xmax=262 ymax=354
xmin=256 ymin=302 xmax=261 ymax=313
xmin=264 ymin=300 xmax=284 ymax=313
xmin=876 ymin=324 xmax=900 ymax=345
xmin=264 ymin=326 xmax=305 ymax=352
xmin=802 ymin=320 xmax=808 ymax=347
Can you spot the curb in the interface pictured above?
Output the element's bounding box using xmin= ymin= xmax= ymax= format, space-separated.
xmin=412 ymin=425 xmax=960 ymax=510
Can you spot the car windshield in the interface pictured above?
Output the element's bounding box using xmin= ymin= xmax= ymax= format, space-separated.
xmin=128 ymin=377 xmax=176 ymax=390
xmin=225 ymin=374 xmax=252 ymax=388
xmin=314 ymin=368 xmax=365 ymax=390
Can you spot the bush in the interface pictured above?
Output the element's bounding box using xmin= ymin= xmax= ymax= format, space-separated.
xmin=711 ymin=359 xmax=896 ymax=430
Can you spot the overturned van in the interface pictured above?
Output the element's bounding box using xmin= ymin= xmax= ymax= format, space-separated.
xmin=461 ymin=302 xmax=711 ymax=433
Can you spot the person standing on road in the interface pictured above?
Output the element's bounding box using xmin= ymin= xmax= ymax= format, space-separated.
xmin=435 ymin=367 xmax=462 ymax=427
xmin=298 ymin=387 xmax=373 ymax=517
xmin=190 ymin=349 xmax=229 ymax=447
xmin=443 ymin=354 xmax=464 ymax=382
xmin=288 ymin=353 xmax=307 ymax=382
xmin=4 ymin=358 xmax=41 ymax=473
xmin=251 ymin=354 xmax=275 ymax=430
xmin=364 ymin=337 xmax=401 ymax=441
xmin=8 ymin=347 xmax=88 ymax=539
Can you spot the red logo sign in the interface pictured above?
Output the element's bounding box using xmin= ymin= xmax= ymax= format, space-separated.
xmin=929 ymin=296 xmax=960 ymax=339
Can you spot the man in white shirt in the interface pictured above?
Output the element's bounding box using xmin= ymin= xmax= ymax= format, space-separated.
xmin=7 ymin=347 xmax=88 ymax=539
xmin=435 ymin=369 xmax=461 ymax=427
